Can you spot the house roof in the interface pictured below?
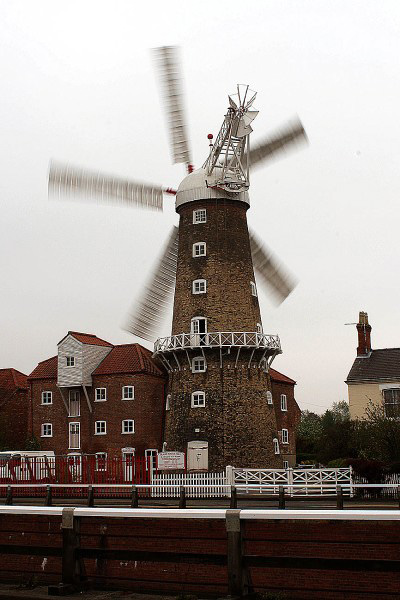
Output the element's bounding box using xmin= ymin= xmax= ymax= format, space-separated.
xmin=0 ymin=368 xmax=28 ymax=390
xmin=58 ymin=331 xmax=113 ymax=347
xmin=92 ymin=344 xmax=164 ymax=377
xmin=346 ymin=348 xmax=400 ymax=383
xmin=29 ymin=344 xmax=164 ymax=380
xmin=29 ymin=356 xmax=58 ymax=380
xmin=270 ymin=368 xmax=296 ymax=385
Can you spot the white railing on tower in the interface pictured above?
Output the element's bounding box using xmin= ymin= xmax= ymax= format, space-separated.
xmin=154 ymin=331 xmax=281 ymax=354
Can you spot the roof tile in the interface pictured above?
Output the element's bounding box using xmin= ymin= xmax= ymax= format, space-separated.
xmin=270 ymin=368 xmax=296 ymax=385
xmin=347 ymin=348 xmax=400 ymax=382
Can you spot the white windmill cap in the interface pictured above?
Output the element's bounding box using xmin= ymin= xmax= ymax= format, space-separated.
xmin=175 ymin=167 xmax=250 ymax=210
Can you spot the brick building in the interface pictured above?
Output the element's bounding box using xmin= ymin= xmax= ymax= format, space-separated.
xmin=270 ymin=367 xmax=301 ymax=467
xmin=28 ymin=332 xmax=166 ymax=464
xmin=0 ymin=368 xmax=29 ymax=449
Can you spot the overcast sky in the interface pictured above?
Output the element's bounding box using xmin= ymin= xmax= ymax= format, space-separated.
xmin=1 ymin=1 xmax=400 ymax=413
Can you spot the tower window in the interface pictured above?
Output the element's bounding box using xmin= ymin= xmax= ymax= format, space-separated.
xmin=282 ymin=429 xmax=289 ymax=444
xmin=280 ymin=394 xmax=287 ymax=411
xmin=193 ymin=209 xmax=207 ymax=224
xmin=191 ymin=391 xmax=206 ymax=408
xmin=166 ymin=394 xmax=171 ymax=410
xmin=192 ymin=356 xmax=207 ymax=373
xmin=192 ymin=279 xmax=207 ymax=294
xmin=193 ymin=242 xmax=206 ymax=257
xmin=250 ymin=281 xmax=257 ymax=297
xmin=256 ymin=322 xmax=262 ymax=333
xmin=266 ymin=391 xmax=273 ymax=405
xmin=273 ymin=438 xmax=280 ymax=455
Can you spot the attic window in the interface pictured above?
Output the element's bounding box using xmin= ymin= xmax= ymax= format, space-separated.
xmin=66 ymin=356 xmax=75 ymax=367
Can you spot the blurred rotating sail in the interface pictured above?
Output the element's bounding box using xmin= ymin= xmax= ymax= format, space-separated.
xmin=153 ymin=46 xmax=192 ymax=168
xmin=49 ymin=162 xmax=164 ymax=211
xmin=249 ymin=228 xmax=297 ymax=304
xmin=249 ymin=118 xmax=307 ymax=170
xmin=125 ymin=226 xmax=179 ymax=341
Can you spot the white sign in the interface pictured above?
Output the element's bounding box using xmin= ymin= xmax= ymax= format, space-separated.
xmin=157 ymin=451 xmax=185 ymax=470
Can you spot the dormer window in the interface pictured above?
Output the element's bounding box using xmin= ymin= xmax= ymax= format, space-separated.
xmin=193 ymin=242 xmax=206 ymax=257
xmin=193 ymin=279 xmax=207 ymax=294
xmin=66 ymin=356 xmax=75 ymax=367
xmin=193 ymin=209 xmax=206 ymax=224
xmin=250 ymin=281 xmax=257 ymax=297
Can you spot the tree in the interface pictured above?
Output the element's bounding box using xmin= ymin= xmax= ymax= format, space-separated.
xmin=354 ymin=401 xmax=400 ymax=464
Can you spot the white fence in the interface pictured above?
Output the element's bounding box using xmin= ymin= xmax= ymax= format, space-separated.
xmin=150 ymin=467 xmax=353 ymax=498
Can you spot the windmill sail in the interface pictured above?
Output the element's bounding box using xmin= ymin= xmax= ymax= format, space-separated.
xmin=249 ymin=228 xmax=297 ymax=304
xmin=249 ymin=118 xmax=307 ymax=170
xmin=125 ymin=226 xmax=179 ymax=342
xmin=49 ymin=162 xmax=164 ymax=211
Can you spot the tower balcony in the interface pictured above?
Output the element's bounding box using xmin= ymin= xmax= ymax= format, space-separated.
xmin=154 ymin=331 xmax=282 ymax=355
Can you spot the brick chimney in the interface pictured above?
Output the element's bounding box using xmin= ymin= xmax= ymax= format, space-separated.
xmin=357 ymin=311 xmax=372 ymax=357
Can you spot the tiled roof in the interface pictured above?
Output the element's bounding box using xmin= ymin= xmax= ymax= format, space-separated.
xmin=93 ymin=344 xmax=164 ymax=377
xmin=346 ymin=348 xmax=400 ymax=383
xmin=0 ymin=368 xmax=28 ymax=390
xmin=59 ymin=331 xmax=113 ymax=347
xmin=270 ymin=368 xmax=296 ymax=385
xmin=28 ymin=356 xmax=58 ymax=380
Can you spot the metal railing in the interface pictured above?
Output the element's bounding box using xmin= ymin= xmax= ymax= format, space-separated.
xmin=154 ymin=331 xmax=281 ymax=353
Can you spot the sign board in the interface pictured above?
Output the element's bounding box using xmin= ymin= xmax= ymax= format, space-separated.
xmin=157 ymin=451 xmax=185 ymax=470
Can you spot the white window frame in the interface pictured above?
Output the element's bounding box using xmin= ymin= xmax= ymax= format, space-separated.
xmin=273 ymin=438 xmax=280 ymax=454
xmin=383 ymin=389 xmax=400 ymax=419
xmin=250 ymin=281 xmax=257 ymax=297
xmin=95 ymin=388 xmax=107 ymax=402
xmin=122 ymin=386 xmax=134 ymax=400
xmin=256 ymin=322 xmax=262 ymax=334
xmin=192 ymin=356 xmax=207 ymax=373
xmin=68 ymin=390 xmax=81 ymax=417
xmin=41 ymin=423 xmax=53 ymax=437
xmin=192 ymin=279 xmax=207 ymax=294
xmin=280 ymin=394 xmax=288 ymax=412
xmin=66 ymin=356 xmax=75 ymax=367
xmin=166 ymin=394 xmax=171 ymax=411
xmin=266 ymin=391 xmax=273 ymax=405
xmin=145 ymin=449 xmax=158 ymax=471
xmin=122 ymin=419 xmax=135 ymax=434
xmin=283 ymin=460 xmax=289 ymax=470
xmin=193 ymin=209 xmax=206 ymax=224
xmin=282 ymin=428 xmax=289 ymax=444
xmin=95 ymin=420 xmax=107 ymax=435
xmin=192 ymin=242 xmax=206 ymax=257
xmin=69 ymin=422 xmax=80 ymax=450
xmin=191 ymin=317 xmax=207 ymax=334
xmin=95 ymin=452 xmax=107 ymax=472
xmin=191 ymin=391 xmax=206 ymax=408
xmin=41 ymin=391 xmax=53 ymax=405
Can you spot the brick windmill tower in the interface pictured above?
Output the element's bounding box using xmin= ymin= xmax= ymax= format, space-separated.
xmin=49 ymin=47 xmax=307 ymax=470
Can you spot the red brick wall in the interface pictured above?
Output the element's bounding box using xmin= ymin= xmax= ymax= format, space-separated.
xmin=272 ymin=380 xmax=300 ymax=466
xmin=0 ymin=388 xmax=29 ymax=449
xmin=29 ymin=373 xmax=165 ymax=457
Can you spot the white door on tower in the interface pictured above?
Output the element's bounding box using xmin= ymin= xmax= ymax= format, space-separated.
xmin=187 ymin=441 xmax=208 ymax=471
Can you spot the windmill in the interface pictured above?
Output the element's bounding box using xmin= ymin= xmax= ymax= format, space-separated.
xmin=49 ymin=47 xmax=307 ymax=469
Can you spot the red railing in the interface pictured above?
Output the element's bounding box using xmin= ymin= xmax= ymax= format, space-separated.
xmin=0 ymin=456 xmax=150 ymax=497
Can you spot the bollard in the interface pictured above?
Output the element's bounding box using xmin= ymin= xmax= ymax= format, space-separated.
xmin=87 ymin=485 xmax=94 ymax=508
xmin=336 ymin=485 xmax=344 ymax=510
xmin=45 ymin=485 xmax=52 ymax=507
xmin=5 ymin=485 xmax=12 ymax=506
xmin=131 ymin=486 xmax=139 ymax=508
xmin=230 ymin=485 xmax=237 ymax=509
xmin=278 ymin=486 xmax=285 ymax=509
xmin=179 ymin=486 xmax=186 ymax=509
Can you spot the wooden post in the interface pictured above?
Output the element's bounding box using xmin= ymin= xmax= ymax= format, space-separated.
xmin=179 ymin=486 xmax=186 ymax=509
xmin=45 ymin=485 xmax=52 ymax=506
xmin=131 ymin=486 xmax=139 ymax=508
xmin=5 ymin=485 xmax=12 ymax=505
xmin=230 ymin=485 xmax=237 ymax=509
xmin=279 ymin=486 xmax=285 ymax=509
xmin=336 ymin=485 xmax=343 ymax=510
xmin=226 ymin=509 xmax=244 ymax=597
xmin=59 ymin=507 xmax=81 ymax=593
xmin=87 ymin=485 xmax=94 ymax=508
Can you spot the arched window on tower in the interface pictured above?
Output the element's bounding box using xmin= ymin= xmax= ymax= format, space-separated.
xmin=273 ymin=438 xmax=280 ymax=455
xmin=192 ymin=356 xmax=207 ymax=373
xmin=266 ymin=391 xmax=273 ymax=405
xmin=250 ymin=281 xmax=257 ymax=297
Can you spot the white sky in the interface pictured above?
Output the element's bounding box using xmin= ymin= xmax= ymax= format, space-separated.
xmin=1 ymin=0 xmax=400 ymax=413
